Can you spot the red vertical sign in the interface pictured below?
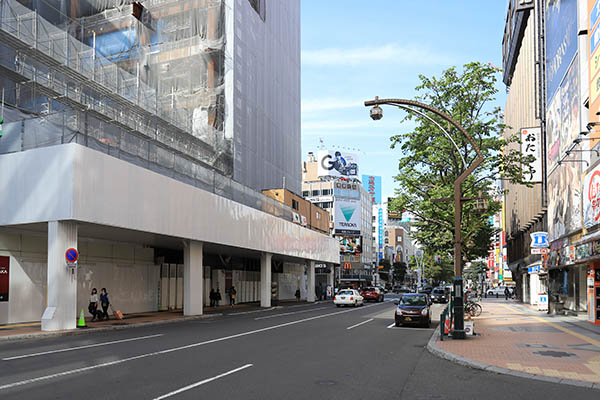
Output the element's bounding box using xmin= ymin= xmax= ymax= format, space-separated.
xmin=0 ymin=256 xmax=8 ymax=302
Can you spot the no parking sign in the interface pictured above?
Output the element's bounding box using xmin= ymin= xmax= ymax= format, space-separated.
xmin=65 ymin=248 xmax=79 ymax=266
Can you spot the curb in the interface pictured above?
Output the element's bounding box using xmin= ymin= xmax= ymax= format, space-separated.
xmin=426 ymin=328 xmax=600 ymax=390
xmin=0 ymin=313 xmax=224 ymax=342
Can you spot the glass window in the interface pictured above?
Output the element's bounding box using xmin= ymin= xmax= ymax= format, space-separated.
xmin=292 ymin=199 xmax=299 ymax=210
xmin=400 ymin=295 xmax=426 ymax=306
xmin=312 ymin=190 xmax=320 ymax=196
xmin=322 ymin=189 xmax=331 ymax=195
xmin=302 ymin=191 xmax=309 ymax=197
xmin=384 ymin=231 xmax=389 ymax=237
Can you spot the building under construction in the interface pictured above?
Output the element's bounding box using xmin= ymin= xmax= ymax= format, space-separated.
xmin=0 ymin=0 xmax=338 ymax=332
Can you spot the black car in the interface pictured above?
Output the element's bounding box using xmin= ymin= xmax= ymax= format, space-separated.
xmin=430 ymin=287 xmax=449 ymax=303
xmin=394 ymin=293 xmax=431 ymax=328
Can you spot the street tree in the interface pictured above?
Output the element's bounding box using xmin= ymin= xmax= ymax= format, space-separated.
xmin=389 ymin=62 xmax=533 ymax=263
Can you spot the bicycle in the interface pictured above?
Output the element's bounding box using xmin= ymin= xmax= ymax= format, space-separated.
xmin=464 ymin=300 xmax=482 ymax=317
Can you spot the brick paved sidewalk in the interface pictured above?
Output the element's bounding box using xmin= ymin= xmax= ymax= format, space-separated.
xmin=434 ymin=300 xmax=600 ymax=386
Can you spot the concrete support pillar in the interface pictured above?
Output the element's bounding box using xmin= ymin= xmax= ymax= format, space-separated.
xmin=260 ymin=252 xmax=272 ymax=308
xmin=307 ymin=260 xmax=316 ymax=302
xmin=42 ymin=221 xmax=78 ymax=331
xmin=184 ymin=241 xmax=203 ymax=316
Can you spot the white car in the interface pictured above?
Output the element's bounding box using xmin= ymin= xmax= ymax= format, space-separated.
xmin=333 ymin=289 xmax=364 ymax=307
xmin=487 ymin=286 xmax=509 ymax=296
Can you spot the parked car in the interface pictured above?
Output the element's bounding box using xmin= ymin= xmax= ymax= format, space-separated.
xmin=430 ymin=287 xmax=449 ymax=303
xmin=361 ymin=287 xmax=384 ymax=302
xmin=394 ymin=293 xmax=431 ymax=327
xmin=487 ymin=286 xmax=509 ymax=296
xmin=333 ymin=289 xmax=364 ymax=307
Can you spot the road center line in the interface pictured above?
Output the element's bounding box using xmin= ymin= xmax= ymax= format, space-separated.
xmin=254 ymin=307 xmax=328 ymax=320
xmin=386 ymin=322 xmax=396 ymax=329
xmin=2 ymin=334 xmax=164 ymax=361
xmin=0 ymin=300 xmax=391 ymax=391
xmin=346 ymin=318 xmax=374 ymax=330
xmin=152 ymin=364 xmax=253 ymax=400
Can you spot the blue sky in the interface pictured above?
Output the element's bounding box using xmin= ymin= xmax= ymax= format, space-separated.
xmin=301 ymin=0 xmax=509 ymax=200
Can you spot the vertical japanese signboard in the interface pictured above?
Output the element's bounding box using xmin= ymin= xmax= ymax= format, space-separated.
xmin=361 ymin=175 xmax=382 ymax=204
xmin=521 ymin=127 xmax=542 ymax=182
xmin=590 ymin=0 xmax=600 ymax=145
xmin=0 ymin=256 xmax=8 ymax=302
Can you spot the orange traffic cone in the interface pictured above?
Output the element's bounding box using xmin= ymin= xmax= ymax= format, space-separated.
xmin=77 ymin=309 xmax=87 ymax=328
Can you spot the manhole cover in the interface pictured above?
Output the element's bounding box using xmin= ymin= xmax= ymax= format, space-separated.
xmin=533 ymin=350 xmax=577 ymax=358
xmin=316 ymin=380 xmax=337 ymax=386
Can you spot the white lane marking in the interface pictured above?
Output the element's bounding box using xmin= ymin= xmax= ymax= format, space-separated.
xmin=152 ymin=364 xmax=253 ymax=400
xmin=2 ymin=334 xmax=164 ymax=361
xmin=254 ymin=307 xmax=328 ymax=320
xmin=346 ymin=318 xmax=374 ymax=330
xmin=0 ymin=300 xmax=392 ymax=391
xmin=227 ymin=308 xmax=275 ymax=316
xmin=386 ymin=323 xmax=396 ymax=329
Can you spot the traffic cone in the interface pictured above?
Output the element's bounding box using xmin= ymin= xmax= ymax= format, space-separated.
xmin=77 ymin=309 xmax=87 ymax=328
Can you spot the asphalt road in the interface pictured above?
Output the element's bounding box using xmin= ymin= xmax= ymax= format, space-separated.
xmin=0 ymin=295 xmax=597 ymax=400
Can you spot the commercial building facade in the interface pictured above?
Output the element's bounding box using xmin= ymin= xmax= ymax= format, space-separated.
xmin=0 ymin=0 xmax=337 ymax=330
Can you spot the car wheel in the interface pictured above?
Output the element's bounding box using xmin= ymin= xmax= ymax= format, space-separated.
xmin=395 ymin=321 xmax=400 ymax=327
xmin=336 ymin=304 xmax=341 ymax=308
xmin=360 ymin=301 xmax=364 ymax=307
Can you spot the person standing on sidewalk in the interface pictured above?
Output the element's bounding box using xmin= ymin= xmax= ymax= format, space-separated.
xmin=215 ymin=288 xmax=222 ymax=306
xmin=504 ymin=286 xmax=510 ymax=300
xmin=89 ymin=288 xmax=99 ymax=321
xmin=229 ymin=286 xmax=237 ymax=306
xmin=209 ymin=288 xmax=216 ymax=307
xmin=100 ymin=288 xmax=110 ymax=320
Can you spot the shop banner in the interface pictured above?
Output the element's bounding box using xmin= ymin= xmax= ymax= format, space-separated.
xmin=0 ymin=256 xmax=8 ymax=302
xmin=520 ymin=127 xmax=543 ymax=182
xmin=584 ymin=164 xmax=600 ymax=228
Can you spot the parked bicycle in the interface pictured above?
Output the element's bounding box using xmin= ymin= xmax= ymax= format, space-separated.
xmin=464 ymin=300 xmax=482 ymax=317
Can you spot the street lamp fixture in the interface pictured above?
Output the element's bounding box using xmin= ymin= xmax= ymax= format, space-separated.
xmin=370 ymin=104 xmax=383 ymax=121
xmin=365 ymin=96 xmax=484 ymax=340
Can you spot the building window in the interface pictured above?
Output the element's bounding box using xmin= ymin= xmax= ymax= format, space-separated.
xmin=292 ymin=199 xmax=299 ymax=210
xmin=384 ymin=238 xmax=389 ymax=244
xmin=316 ymin=212 xmax=321 ymax=220
xmin=322 ymin=189 xmax=331 ymax=195
xmin=312 ymin=190 xmax=320 ymax=196
xmin=384 ymin=231 xmax=389 ymax=237
xmin=248 ymin=0 xmax=266 ymax=21
xmin=302 ymin=191 xmax=309 ymax=197
xmin=397 ymin=236 xmax=401 ymax=242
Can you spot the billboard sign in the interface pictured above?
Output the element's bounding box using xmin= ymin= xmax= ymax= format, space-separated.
xmin=362 ymin=175 xmax=382 ymax=204
xmin=317 ymin=150 xmax=359 ymax=178
xmin=338 ymin=236 xmax=362 ymax=254
xmin=520 ymin=127 xmax=543 ymax=182
xmin=334 ymin=198 xmax=361 ymax=235
xmin=545 ymin=0 xmax=578 ymax=102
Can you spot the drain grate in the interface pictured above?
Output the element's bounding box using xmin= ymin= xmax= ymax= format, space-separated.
xmin=532 ymin=350 xmax=577 ymax=358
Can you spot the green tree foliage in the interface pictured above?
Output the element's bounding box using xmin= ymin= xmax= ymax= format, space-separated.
xmin=392 ymin=261 xmax=407 ymax=284
xmin=463 ymin=261 xmax=488 ymax=289
xmin=389 ymin=62 xmax=531 ymax=263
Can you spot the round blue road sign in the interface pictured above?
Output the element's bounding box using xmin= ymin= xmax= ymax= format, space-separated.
xmin=65 ymin=248 xmax=79 ymax=264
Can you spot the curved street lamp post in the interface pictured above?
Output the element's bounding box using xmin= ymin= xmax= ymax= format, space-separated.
xmin=365 ymin=97 xmax=484 ymax=339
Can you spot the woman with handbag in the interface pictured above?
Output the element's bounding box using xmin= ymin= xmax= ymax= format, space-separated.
xmin=89 ymin=288 xmax=99 ymax=321
xmin=100 ymin=288 xmax=110 ymax=320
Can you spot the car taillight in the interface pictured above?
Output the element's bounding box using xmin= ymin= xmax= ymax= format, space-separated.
xmin=350 ymin=296 xmax=354 ymax=300
xmin=333 ymin=296 xmax=337 ymax=301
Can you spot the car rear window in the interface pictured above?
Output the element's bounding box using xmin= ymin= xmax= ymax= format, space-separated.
xmin=339 ymin=290 xmax=353 ymax=295
xmin=432 ymin=289 xmax=445 ymax=294
xmin=400 ymin=295 xmax=426 ymax=306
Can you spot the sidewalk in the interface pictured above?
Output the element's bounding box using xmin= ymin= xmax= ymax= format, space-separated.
xmin=428 ymin=299 xmax=600 ymax=389
xmin=0 ymin=301 xmax=309 ymax=341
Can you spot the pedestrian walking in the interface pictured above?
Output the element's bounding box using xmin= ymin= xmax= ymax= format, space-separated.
xmin=209 ymin=288 xmax=216 ymax=307
xmin=295 ymin=288 xmax=301 ymax=302
xmin=215 ymin=288 xmax=222 ymax=306
xmin=229 ymin=286 xmax=237 ymax=306
xmin=100 ymin=288 xmax=110 ymax=320
xmin=88 ymin=288 xmax=99 ymax=321
xmin=504 ymin=286 xmax=510 ymax=301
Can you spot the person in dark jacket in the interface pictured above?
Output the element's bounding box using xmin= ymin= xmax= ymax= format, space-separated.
xmin=209 ymin=288 xmax=216 ymax=307
xmin=295 ymin=289 xmax=301 ymax=302
xmin=504 ymin=286 xmax=510 ymax=301
xmin=100 ymin=288 xmax=110 ymax=320
xmin=229 ymin=286 xmax=237 ymax=306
